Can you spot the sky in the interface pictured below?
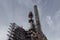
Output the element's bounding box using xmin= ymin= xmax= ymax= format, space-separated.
xmin=0 ymin=0 xmax=60 ymax=40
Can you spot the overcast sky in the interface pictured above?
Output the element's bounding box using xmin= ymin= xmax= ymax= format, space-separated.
xmin=0 ymin=0 xmax=60 ymax=40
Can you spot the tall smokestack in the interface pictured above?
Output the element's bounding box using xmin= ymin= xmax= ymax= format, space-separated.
xmin=34 ymin=5 xmax=47 ymax=40
xmin=34 ymin=5 xmax=41 ymax=33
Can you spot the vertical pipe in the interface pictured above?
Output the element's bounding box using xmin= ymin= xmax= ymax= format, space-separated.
xmin=34 ymin=5 xmax=41 ymax=33
xmin=28 ymin=12 xmax=35 ymax=40
xmin=34 ymin=5 xmax=47 ymax=40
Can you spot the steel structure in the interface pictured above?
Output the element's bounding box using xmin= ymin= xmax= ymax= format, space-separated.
xmin=7 ymin=5 xmax=47 ymax=40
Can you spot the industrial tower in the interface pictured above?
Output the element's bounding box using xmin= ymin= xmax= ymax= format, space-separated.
xmin=7 ymin=5 xmax=47 ymax=40
xmin=28 ymin=5 xmax=47 ymax=40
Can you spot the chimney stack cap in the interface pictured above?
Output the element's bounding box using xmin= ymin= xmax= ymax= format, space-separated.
xmin=34 ymin=5 xmax=37 ymax=8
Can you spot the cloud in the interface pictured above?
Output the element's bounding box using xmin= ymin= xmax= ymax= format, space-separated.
xmin=46 ymin=16 xmax=53 ymax=26
xmin=0 ymin=25 xmax=8 ymax=40
xmin=45 ymin=10 xmax=60 ymax=40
